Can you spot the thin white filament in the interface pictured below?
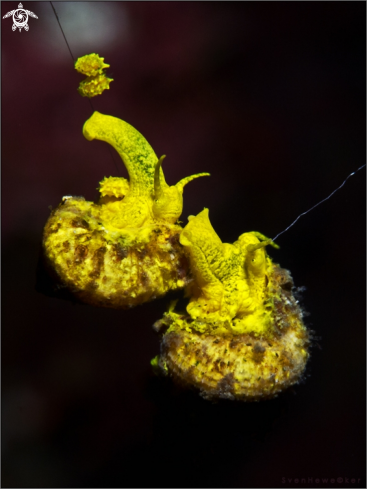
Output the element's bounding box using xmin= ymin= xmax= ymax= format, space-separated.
xmin=272 ymin=164 xmax=366 ymax=242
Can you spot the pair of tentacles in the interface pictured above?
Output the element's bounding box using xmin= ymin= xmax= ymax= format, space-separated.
xmin=42 ymin=112 xmax=309 ymax=400
xmin=43 ymin=112 xmax=208 ymax=308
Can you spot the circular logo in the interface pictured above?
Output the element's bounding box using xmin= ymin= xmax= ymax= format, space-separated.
xmin=13 ymin=9 xmax=28 ymax=29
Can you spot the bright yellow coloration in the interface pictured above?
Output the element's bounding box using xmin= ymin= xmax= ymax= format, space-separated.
xmin=75 ymin=54 xmax=113 ymax=98
xmin=78 ymin=74 xmax=113 ymax=98
xmin=180 ymin=209 xmax=279 ymax=335
xmin=99 ymin=176 xmax=130 ymax=199
xmin=154 ymin=209 xmax=310 ymax=401
xmin=83 ymin=112 xmax=209 ymax=229
xmin=42 ymin=112 xmax=209 ymax=308
xmin=43 ymin=52 xmax=310 ymax=402
xmin=75 ymin=53 xmax=110 ymax=76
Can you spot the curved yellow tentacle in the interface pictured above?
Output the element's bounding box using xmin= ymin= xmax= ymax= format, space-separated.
xmin=152 ymin=158 xmax=210 ymax=223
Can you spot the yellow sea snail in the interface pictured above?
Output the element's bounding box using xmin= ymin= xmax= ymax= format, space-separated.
xmin=41 ymin=50 xmax=313 ymax=403
xmin=153 ymin=209 xmax=310 ymax=401
xmin=42 ymin=112 xmax=209 ymax=308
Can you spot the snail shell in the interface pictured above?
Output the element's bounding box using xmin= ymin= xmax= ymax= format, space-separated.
xmin=153 ymin=210 xmax=310 ymax=401
xmin=42 ymin=112 xmax=209 ymax=308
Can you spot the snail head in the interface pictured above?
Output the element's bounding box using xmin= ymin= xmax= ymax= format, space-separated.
xmin=236 ymin=232 xmax=279 ymax=278
xmin=152 ymin=155 xmax=210 ymax=223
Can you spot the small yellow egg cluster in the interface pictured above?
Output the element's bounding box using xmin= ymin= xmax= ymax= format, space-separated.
xmin=98 ymin=176 xmax=130 ymax=199
xmin=75 ymin=53 xmax=113 ymax=98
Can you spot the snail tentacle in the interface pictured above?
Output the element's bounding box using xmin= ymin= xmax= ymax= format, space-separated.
xmin=152 ymin=159 xmax=210 ymax=224
xmin=83 ymin=111 xmax=159 ymax=228
xmin=175 ymin=172 xmax=211 ymax=193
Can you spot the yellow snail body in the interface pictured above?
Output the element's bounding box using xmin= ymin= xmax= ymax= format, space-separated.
xmin=152 ymin=209 xmax=310 ymax=401
xmin=43 ymin=53 xmax=311 ymax=402
xmin=42 ymin=112 xmax=209 ymax=308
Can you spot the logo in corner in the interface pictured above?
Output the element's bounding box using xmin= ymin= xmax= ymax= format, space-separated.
xmin=3 ymin=3 xmax=38 ymax=31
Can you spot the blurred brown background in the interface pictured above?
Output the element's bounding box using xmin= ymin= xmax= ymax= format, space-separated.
xmin=2 ymin=2 xmax=365 ymax=487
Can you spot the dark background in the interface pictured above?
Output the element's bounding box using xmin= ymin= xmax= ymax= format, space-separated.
xmin=2 ymin=2 xmax=365 ymax=487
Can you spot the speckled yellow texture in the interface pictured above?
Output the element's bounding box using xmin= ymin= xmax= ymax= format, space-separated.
xmin=75 ymin=54 xmax=113 ymax=98
xmin=99 ymin=176 xmax=130 ymax=199
xmin=179 ymin=209 xmax=280 ymax=335
xmin=78 ymin=74 xmax=113 ymax=98
xmin=43 ymin=53 xmax=310 ymax=402
xmin=154 ymin=210 xmax=310 ymax=401
xmin=75 ymin=53 xmax=110 ymax=76
xmin=42 ymin=112 xmax=209 ymax=308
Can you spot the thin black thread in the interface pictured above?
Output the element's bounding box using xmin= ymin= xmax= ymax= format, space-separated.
xmin=272 ymin=164 xmax=366 ymax=242
xmin=50 ymin=2 xmax=74 ymax=62
xmin=49 ymin=1 xmax=121 ymax=176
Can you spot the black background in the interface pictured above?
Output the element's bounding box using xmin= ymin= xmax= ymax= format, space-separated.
xmin=2 ymin=2 xmax=365 ymax=487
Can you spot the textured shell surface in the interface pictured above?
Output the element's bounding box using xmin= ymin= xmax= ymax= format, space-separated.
xmin=43 ymin=198 xmax=188 ymax=309
xmin=42 ymin=111 xmax=209 ymax=308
